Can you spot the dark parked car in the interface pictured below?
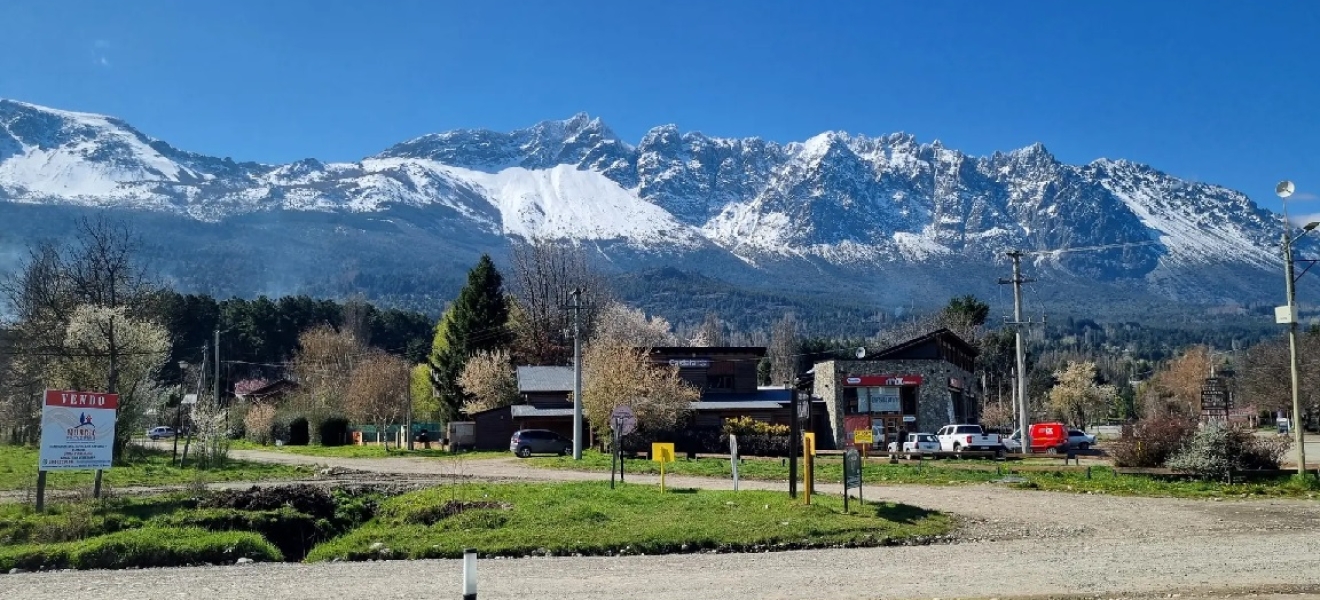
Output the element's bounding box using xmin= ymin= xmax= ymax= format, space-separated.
xmin=510 ymin=429 xmax=571 ymax=458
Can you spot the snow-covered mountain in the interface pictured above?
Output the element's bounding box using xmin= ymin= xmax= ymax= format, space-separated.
xmin=0 ymin=98 xmax=1309 ymax=311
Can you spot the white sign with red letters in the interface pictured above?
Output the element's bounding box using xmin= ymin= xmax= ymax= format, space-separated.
xmin=39 ymin=390 xmax=119 ymax=471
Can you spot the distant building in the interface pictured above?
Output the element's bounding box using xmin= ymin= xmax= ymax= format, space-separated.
xmin=813 ymin=328 xmax=979 ymax=449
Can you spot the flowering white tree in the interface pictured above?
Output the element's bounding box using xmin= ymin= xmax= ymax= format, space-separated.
xmin=51 ymin=305 xmax=170 ymax=459
xmin=583 ymin=338 xmax=699 ymax=441
xmin=458 ymin=349 xmax=518 ymax=415
xmin=593 ymin=302 xmax=676 ymax=347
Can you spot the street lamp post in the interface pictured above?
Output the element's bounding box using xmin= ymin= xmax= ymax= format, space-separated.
xmin=1275 ymin=180 xmax=1319 ymax=476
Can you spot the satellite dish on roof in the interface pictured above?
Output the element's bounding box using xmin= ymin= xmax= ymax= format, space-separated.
xmin=855 ymin=347 xmax=867 ymax=359
xmin=1277 ymin=180 xmax=1296 ymax=199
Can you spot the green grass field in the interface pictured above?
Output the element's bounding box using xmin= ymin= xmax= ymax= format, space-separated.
xmin=307 ymin=481 xmax=950 ymax=561
xmin=526 ymin=451 xmax=1320 ymax=499
xmin=0 ymin=445 xmax=314 ymax=492
xmin=228 ymin=439 xmax=506 ymax=460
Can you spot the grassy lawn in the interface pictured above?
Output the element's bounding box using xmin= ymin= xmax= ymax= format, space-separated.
xmin=306 ymin=481 xmax=950 ymax=561
xmin=0 ymin=445 xmax=314 ymax=492
xmin=0 ymin=486 xmax=383 ymax=571
xmin=228 ymin=439 xmax=506 ymax=460
xmin=526 ymin=451 xmax=1320 ymax=499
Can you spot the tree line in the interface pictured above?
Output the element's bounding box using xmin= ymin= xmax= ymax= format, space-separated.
xmin=0 ymin=218 xmax=433 ymax=457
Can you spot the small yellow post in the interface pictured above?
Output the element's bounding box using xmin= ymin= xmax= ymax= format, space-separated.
xmin=651 ymin=442 xmax=675 ymax=493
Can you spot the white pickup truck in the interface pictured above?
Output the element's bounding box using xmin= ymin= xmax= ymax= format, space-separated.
xmin=935 ymin=424 xmax=1005 ymax=455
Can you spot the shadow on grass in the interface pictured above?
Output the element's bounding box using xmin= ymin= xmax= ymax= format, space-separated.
xmin=666 ymin=488 xmax=699 ymax=494
xmin=870 ymin=501 xmax=939 ymax=524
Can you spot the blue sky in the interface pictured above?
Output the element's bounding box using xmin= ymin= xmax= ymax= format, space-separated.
xmin=2 ymin=0 xmax=1318 ymax=215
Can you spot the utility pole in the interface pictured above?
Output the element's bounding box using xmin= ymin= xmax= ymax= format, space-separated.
xmin=1275 ymin=180 xmax=1319 ymax=476
xmin=999 ymin=251 xmax=1034 ymax=453
xmin=1283 ymin=230 xmax=1306 ymax=475
xmin=570 ymin=288 xmax=584 ymax=460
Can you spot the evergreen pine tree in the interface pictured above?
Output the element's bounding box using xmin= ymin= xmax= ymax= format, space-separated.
xmin=430 ymin=255 xmax=512 ymax=420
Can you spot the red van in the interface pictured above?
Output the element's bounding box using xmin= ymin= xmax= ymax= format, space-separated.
xmin=1027 ymin=422 xmax=1070 ymax=454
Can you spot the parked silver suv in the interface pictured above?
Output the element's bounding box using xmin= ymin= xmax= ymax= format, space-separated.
xmin=510 ymin=429 xmax=571 ymax=458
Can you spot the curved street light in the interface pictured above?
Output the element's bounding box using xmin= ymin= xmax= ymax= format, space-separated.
xmin=1276 ymin=180 xmax=1320 ymax=475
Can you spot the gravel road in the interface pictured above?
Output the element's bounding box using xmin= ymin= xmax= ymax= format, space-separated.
xmin=5 ymin=449 xmax=1320 ymax=600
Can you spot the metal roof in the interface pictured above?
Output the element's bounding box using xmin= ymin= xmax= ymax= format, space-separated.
xmin=689 ymin=401 xmax=787 ymax=411
xmin=516 ymin=366 xmax=575 ymax=393
xmin=511 ymin=405 xmax=576 ymax=418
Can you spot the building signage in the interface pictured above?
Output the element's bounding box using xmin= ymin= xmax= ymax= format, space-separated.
xmin=39 ymin=390 xmax=119 ymax=471
xmin=843 ymin=375 xmax=923 ymax=387
xmin=668 ymin=358 xmax=711 ymax=368
xmin=867 ymin=387 xmax=901 ymax=413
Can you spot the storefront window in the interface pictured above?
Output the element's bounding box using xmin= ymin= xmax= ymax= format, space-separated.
xmin=868 ymin=386 xmax=901 ymax=413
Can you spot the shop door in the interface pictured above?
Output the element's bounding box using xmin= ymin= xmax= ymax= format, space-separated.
xmin=872 ymin=416 xmax=903 ymax=449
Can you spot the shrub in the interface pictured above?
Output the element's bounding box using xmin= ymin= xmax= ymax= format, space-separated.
xmin=318 ymin=417 xmax=351 ymax=447
xmin=1167 ymin=423 xmax=1294 ymax=480
xmin=288 ymin=417 xmax=311 ymax=446
xmin=244 ymin=408 xmax=277 ymax=445
xmin=721 ymin=416 xmax=790 ymax=437
xmin=1109 ymin=414 xmax=1197 ymax=467
xmin=0 ymin=527 xmax=281 ymax=572
xmin=269 ymin=416 xmax=291 ymax=444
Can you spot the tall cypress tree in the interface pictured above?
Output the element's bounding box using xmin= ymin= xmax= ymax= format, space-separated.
xmin=431 ymin=255 xmax=511 ymax=420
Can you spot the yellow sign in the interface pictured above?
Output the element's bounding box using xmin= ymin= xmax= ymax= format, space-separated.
xmin=652 ymin=443 xmax=675 ymax=463
xmin=652 ymin=442 xmax=675 ymax=493
xmin=803 ymin=432 xmax=816 ymax=457
xmin=852 ymin=429 xmax=873 ymax=445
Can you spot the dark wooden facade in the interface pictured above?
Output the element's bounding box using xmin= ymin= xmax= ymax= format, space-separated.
xmin=646 ymin=347 xmax=766 ymax=399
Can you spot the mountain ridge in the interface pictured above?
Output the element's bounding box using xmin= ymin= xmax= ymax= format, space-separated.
xmin=0 ymin=98 xmax=1313 ymax=314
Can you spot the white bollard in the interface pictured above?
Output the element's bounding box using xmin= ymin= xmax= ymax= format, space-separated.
xmin=462 ymin=548 xmax=477 ymax=600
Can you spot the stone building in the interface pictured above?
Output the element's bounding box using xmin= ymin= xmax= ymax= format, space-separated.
xmin=811 ymin=329 xmax=978 ymax=449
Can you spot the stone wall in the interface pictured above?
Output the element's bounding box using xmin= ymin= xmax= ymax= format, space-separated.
xmin=812 ymin=359 xmax=976 ymax=447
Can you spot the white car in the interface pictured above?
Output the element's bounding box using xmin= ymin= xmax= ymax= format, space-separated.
xmin=147 ymin=426 xmax=175 ymax=441
xmin=887 ymin=433 xmax=940 ymax=458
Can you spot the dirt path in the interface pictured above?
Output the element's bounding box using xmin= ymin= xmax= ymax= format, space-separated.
xmin=7 ymin=449 xmax=1320 ymax=600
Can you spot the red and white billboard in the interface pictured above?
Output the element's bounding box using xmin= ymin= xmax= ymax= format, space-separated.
xmin=842 ymin=375 xmax=923 ymax=387
xmin=39 ymin=390 xmax=119 ymax=471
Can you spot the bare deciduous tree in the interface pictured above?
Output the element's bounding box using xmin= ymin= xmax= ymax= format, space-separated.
xmin=1143 ymin=345 xmax=1212 ymax=418
xmin=689 ymin=312 xmax=725 ymax=347
xmin=1239 ymin=333 xmax=1320 ymax=423
xmin=1047 ymin=361 xmax=1116 ymax=428
xmin=290 ymin=325 xmax=365 ymax=426
xmin=767 ymin=313 xmax=799 ymax=384
xmin=508 ymin=238 xmax=610 ymax=365
xmin=345 ymin=351 xmax=411 ymax=445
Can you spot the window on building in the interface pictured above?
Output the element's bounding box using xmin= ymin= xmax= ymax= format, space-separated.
xmin=707 ymin=374 xmax=735 ymax=391
xmin=901 ymin=386 xmax=917 ymax=415
xmin=869 ymin=387 xmax=901 ymax=413
xmin=844 ymin=387 xmax=859 ymax=414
